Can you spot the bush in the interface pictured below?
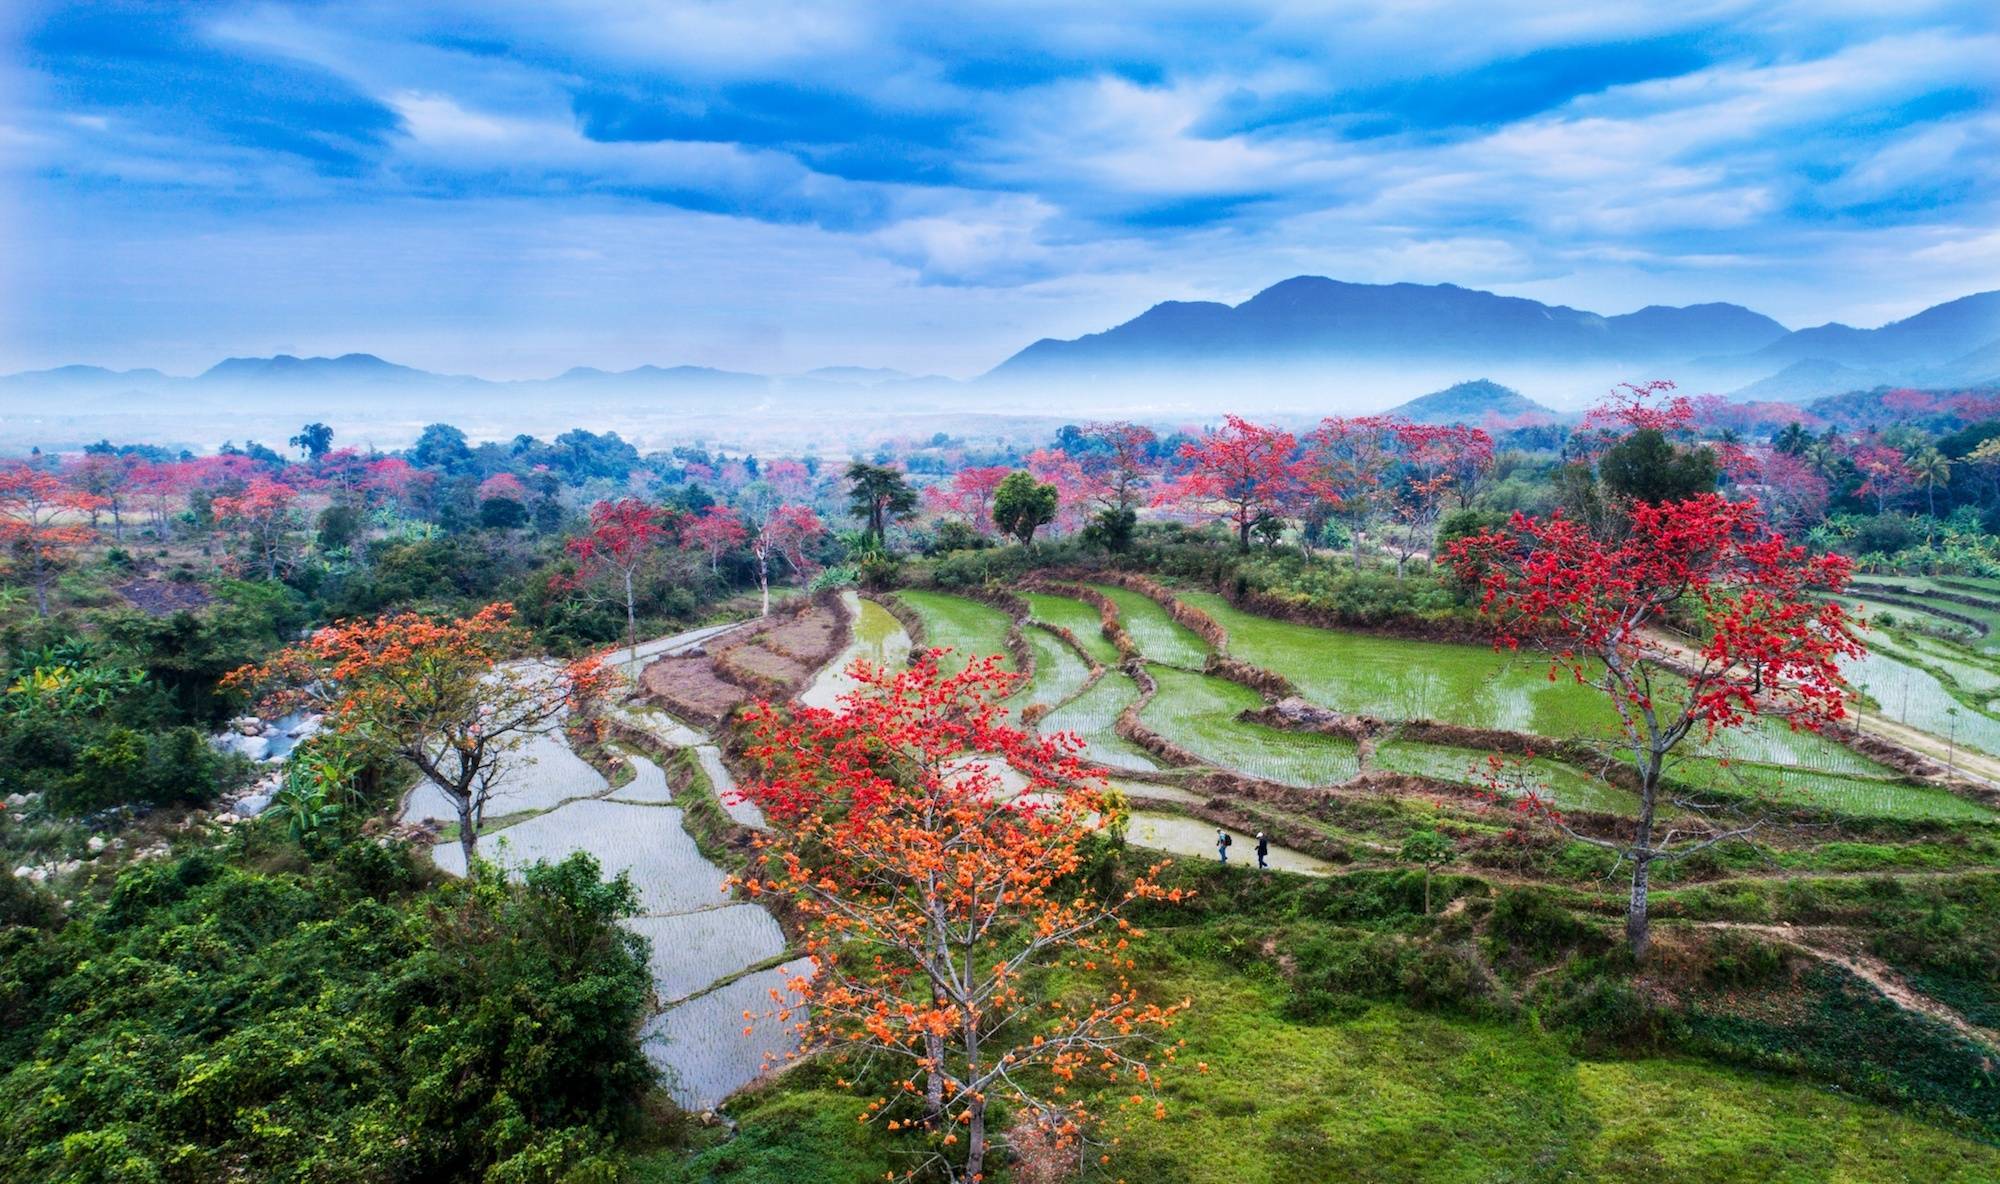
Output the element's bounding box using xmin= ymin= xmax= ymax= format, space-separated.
xmin=0 ymin=849 xmax=652 ymax=1182
xmin=1487 ymin=886 xmax=1603 ymax=960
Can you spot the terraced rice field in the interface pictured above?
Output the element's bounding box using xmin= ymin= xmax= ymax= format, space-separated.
xmin=1848 ymin=577 xmax=2000 ymax=648
xmin=1178 ymin=589 xmax=1880 ymax=774
xmin=625 ymin=905 xmax=788 ymax=1003
xmin=893 ymin=589 xmax=1016 ymax=674
xmin=1178 ymin=590 xmax=1614 ymax=735
xmin=1035 ymin=673 xmax=1160 ymax=771
xmin=403 ymin=727 xmax=607 ymax=821
xmin=1125 ymin=810 xmax=1336 ymax=874
xmin=432 ymin=798 xmax=730 ymax=913
xmin=1669 ymin=757 xmax=1994 ymax=821
xmin=1026 ymin=592 xmax=1121 ymax=665
xmin=798 ymin=591 xmax=912 ymax=709
xmin=1373 ymin=741 xmax=1639 ymax=815
xmin=1141 ymin=664 xmax=1360 ymax=787
xmin=1089 ymin=583 xmax=1210 ymax=667
xmin=1844 ymin=647 xmax=2000 ymax=760
xmin=639 ymin=955 xmax=816 ymax=1111
xmin=1014 ymin=626 xmax=1093 ymax=712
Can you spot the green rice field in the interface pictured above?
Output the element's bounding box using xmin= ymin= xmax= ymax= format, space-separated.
xmin=1025 ymin=591 xmax=1121 ymax=665
xmin=1013 ymin=625 xmax=1092 ymax=712
xmin=1179 ymin=589 xmax=1629 ymax=735
xmin=1140 ymin=664 xmax=1361 ymax=787
xmin=1035 ymin=672 xmax=1161 ymax=772
xmin=1668 ymin=756 xmax=1995 ymax=822
xmin=892 ymin=589 xmax=1016 ymax=675
xmin=1089 ymin=583 xmax=1211 ymax=667
xmin=1177 ymin=588 xmax=1884 ymax=776
xmin=1373 ymin=740 xmax=1640 ymax=815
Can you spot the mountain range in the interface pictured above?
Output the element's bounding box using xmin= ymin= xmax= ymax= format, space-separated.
xmin=5 ymin=278 xmax=1997 ymax=433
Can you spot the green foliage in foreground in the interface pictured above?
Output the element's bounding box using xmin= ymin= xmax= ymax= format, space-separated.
xmin=0 ymin=844 xmax=653 ymax=1183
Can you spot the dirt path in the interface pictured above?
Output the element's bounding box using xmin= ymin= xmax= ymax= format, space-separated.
xmin=1687 ymin=920 xmax=2000 ymax=1053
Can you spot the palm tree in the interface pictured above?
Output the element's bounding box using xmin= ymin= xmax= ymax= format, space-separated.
xmin=1912 ymin=449 xmax=1951 ymax=520
xmin=1773 ymin=421 xmax=1811 ymax=456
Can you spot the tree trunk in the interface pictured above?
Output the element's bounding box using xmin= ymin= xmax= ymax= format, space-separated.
xmin=758 ymin=549 xmax=771 ymax=617
xmin=457 ymin=789 xmax=479 ymax=868
xmin=1423 ymin=870 xmax=1432 ymax=916
xmin=625 ymin=568 xmax=639 ymax=670
xmin=965 ymin=1101 xmax=987 ymax=1180
xmin=1237 ymin=516 xmax=1252 ymax=551
xmin=1626 ymin=855 xmax=1653 ymax=960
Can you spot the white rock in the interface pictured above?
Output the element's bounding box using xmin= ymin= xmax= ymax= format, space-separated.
xmin=230 ymin=717 xmax=265 ymax=736
xmin=86 ymin=836 xmax=106 ymax=854
xmin=236 ymin=793 xmax=272 ymax=818
xmin=11 ymin=865 xmax=30 ymax=879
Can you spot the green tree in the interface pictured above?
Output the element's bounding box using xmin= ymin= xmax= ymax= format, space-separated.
xmin=289 ymin=422 xmax=335 ymax=460
xmin=844 ymin=462 xmax=915 ymax=544
xmin=1599 ymin=429 xmax=1719 ymax=504
xmin=991 ymin=470 xmax=1058 ymax=546
xmin=1399 ymin=829 xmax=1457 ymax=915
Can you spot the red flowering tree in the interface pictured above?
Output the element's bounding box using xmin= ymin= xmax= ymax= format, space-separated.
xmin=735 ymin=657 xmax=1189 ymax=1182
xmin=0 ymin=464 xmax=94 ymax=616
xmin=565 ymin=498 xmax=677 ymax=669
xmin=683 ymin=504 xmax=749 ymax=574
xmin=1025 ymin=447 xmax=1090 ymax=536
xmin=1306 ymin=415 xmax=1401 ymax=567
xmin=66 ymin=452 xmax=134 ymax=540
xmin=924 ymin=465 xmax=1010 ymax=533
xmin=1447 ymin=494 xmax=1863 ymax=958
xmin=1163 ymin=416 xmax=1314 ymax=551
xmin=750 ymin=504 xmax=824 ymax=615
xmin=211 ymin=477 xmax=301 ymax=578
xmin=1851 ymin=444 xmax=1914 ymax=514
xmin=1081 ymin=420 xmax=1159 ymax=514
xmin=227 ymin=603 xmax=611 ymax=867
xmin=1387 ymin=422 xmax=1495 ymax=576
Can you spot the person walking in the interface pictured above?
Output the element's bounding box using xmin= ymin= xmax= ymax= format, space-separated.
xmin=1255 ymin=832 xmax=1270 ymax=870
xmin=1216 ymin=828 xmax=1232 ymax=864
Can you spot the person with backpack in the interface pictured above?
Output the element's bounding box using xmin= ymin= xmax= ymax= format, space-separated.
xmin=1216 ymin=828 xmax=1232 ymax=864
xmin=1255 ymin=832 xmax=1270 ymax=869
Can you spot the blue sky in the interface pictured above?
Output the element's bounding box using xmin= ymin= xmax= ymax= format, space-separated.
xmin=2 ymin=1 xmax=1995 ymax=377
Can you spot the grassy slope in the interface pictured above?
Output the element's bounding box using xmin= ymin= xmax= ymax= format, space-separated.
xmin=639 ymin=957 xmax=2000 ymax=1184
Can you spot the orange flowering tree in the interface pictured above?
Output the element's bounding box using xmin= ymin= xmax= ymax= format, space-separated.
xmin=0 ymin=463 xmax=94 ymax=616
xmin=226 ymin=603 xmax=611 ymax=866
xmin=210 ymin=476 xmax=300 ymax=579
xmin=735 ymin=656 xmax=1190 ymax=1183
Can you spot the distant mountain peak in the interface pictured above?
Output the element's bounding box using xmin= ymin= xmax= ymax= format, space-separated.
xmin=1389 ymin=379 xmax=1556 ymax=425
xmin=985 ymin=276 xmax=1791 ymax=380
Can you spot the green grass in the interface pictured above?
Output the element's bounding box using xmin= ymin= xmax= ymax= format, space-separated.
xmin=1374 ymin=740 xmax=1640 ymax=816
xmin=1012 ymin=626 xmax=1092 ymax=712
xmin=1090 ymin=967 xmax=2000 ymax=1184
xmin=1036 ymin=672 xmax=1161 ymax=772
xmin=1025 ymin=591 xmax=1121 ymax=665
xmin=1089 ymin=582 xmax=1211 ymax=667
xmin=893 ymin=589 xmax=1016 ymax=675
xmin=1141 ymin=663 xmax=1360 ymax=787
